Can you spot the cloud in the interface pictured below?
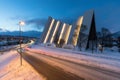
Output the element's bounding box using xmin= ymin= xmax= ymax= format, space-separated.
xmin=25 ymin=18 xmax=47 ymax=29
xmin=10 ymin=16 xmax=29 ymax=20
xmin=56 ymin=17 xmax=77 ymax=25
xmin=25 ymin=17 xmax=75 ymax=29
xmin=59 ymin=17 xmax=75 ymax=24
xmin=0 ymin=28 xmax=2 ymax=31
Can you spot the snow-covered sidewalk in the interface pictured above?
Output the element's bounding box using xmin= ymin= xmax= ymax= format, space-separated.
xmin=0 ymin=50 xmax=45 ymax=80
xmin=27 ymin=44 xmax=120 ymax=73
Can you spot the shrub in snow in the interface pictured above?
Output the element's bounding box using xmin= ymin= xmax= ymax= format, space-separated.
xmin=45 ymin=43 xmax=56 ymax=47
xmin=110 ymin=46 xmax=119 ymax=52
xmin=74 ymin=46 xmax=79 ymax=51
xmin=62 ymin=44 xmax=74 ymax=49
xmin=98 ymin=44 xmax=104 ymax=53
xmin=39 ymin=43 xmax=46 ymax=47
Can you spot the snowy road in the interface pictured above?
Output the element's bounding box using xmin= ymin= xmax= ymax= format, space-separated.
xmin=23 ymin=51 xmax=82 ymax=80
xmin=23 ymin=51 xmax=120 ymax=80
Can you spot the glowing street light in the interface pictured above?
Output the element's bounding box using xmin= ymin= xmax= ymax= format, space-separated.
xmin=18 ymin=21 xmax=25 ymax=66
xmin=19 ymin=21 xmax=25 ymax=26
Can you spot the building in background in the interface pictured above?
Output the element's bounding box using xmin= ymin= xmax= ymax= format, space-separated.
xmin=76 ymin=10 xmax=97 ymax=51
xmin=40 ymin=10 xmax=97 ymax=51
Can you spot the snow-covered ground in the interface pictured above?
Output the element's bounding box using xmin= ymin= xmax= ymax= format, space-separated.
xmin=27 ymin=44 xmax=120 ymax=73
xmin=0 ymin=50 xmax=18 ymax=69
xmin=0 ymin=50 xmax=45 ymax=80
xmin=1 ymin=43 xmax=120 ymax=80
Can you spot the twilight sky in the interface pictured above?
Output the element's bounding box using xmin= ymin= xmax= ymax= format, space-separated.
xmin=0 ymin=0 xmax=120 ymax=33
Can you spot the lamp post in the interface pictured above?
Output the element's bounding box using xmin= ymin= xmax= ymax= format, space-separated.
xmin=19 ymin=21 xmax=25 ymax=66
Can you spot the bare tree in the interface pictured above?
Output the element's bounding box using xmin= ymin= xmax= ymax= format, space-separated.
xmin=117 ymin=37 xmax=120 ymax=52
xmin=59 ymin=39 xmax=65 ymax=48
xmin=101 ymin=27 xmax=112 ymax=47
xmin=97 ymin=27 xmax=112 ymax=53
xmin=54 ymin=34 xmax=59 ymax=47
xmin=79 ymin=24 xmax=87 ymax=51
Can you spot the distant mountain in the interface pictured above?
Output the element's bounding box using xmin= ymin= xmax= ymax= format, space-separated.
xmin=0 ymin=30 xmax=42 ymax=38
xmin=112 ymin=31 xmax=120 ymax=38
xmin=0 ymin=28 xmax=9 ymax=32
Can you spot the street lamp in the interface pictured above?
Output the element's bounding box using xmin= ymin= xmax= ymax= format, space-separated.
xmin=19 ymin=21 xmax=25 ymax=66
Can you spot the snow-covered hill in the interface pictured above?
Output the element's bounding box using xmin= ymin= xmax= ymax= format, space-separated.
xmin=112 ymin=31 xmax=120 ymax=38
xmin=0 ymin=28 xmax=9 ymax=32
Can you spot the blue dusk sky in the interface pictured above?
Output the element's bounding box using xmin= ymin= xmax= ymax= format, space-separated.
xmin=0 ymin=0 xmax=120 ymax=33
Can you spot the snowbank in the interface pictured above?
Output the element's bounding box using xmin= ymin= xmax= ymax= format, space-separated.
xmin=0 ymin=50 xmax=46 ymax=80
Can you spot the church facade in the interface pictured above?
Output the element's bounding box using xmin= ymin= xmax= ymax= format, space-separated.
xmin=40 ymin=10 xmax=97 ymax=50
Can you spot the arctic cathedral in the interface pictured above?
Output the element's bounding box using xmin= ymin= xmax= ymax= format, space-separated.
xmin=40 ymin=10 xmax=97 ymax=50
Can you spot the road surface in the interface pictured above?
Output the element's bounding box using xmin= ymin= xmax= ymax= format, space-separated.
xmin=23 ymin=51 xmax=120 ymax=80
xmin=23 ymin=52 xmax=83 ymax=80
